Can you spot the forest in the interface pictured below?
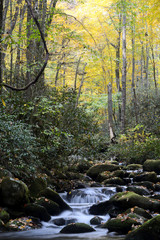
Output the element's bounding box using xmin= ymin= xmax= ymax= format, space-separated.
xmin=0 ymin=0 xmax=160 ymax=239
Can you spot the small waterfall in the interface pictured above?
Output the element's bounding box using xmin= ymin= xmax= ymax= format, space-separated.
xmin=0 ymin=187 xmax=124 ymax=240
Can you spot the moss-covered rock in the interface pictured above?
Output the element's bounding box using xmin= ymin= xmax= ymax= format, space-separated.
xmin=29 ymin=177 xmax=47 ymax=197
xmin=87 ymin=164 xmax=120 ymax=180
xmin=60 ymin=223 xmax=95 ymax=233
xmin=0 ymin=209 xmax=10 ymax=223
xmin=125 ymin=215 xmax=160 ymax=240
xmin=133 ymin=172 xmax=157 ymax=183
xmin=127 ymin=186 xmax=150 ymax=196
xmin=103 ymin=177 xmax=125 ymax=186
xmin=126 ymin=164 xmax=143 ymax=171
xmin=24 ymin=203 xmax=51 ymax=222
xmin=125 ymin=207 xmax=152 ymax=220
xmin=143 ymin=159 xmax=160 ymax=174
xmin=1 ymin=177 xmax=29 ymax=207
xmin=90 ymin=216 xmax=103 ymax=225
xmin=133 ymin=181 xmax=155 ymax=191
xmin=35 ymin=197 xmax=60 ymax=216
xmin=109 ymin=191 xmax=160 ymax=212
xmin=102 ymin=216 xmax=141 ymax=234
xmin=39 ymin=187 xmax=71 ymax=212
xmin=89 ymin=200 xmax=111 ymax=215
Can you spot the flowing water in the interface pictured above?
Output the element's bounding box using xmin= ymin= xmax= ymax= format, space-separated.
xmin=0 ymin=187 xmax=125 ymax=240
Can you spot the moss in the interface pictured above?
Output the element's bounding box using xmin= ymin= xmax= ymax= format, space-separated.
xmin=35 ymin=197 xmax=60 ymax=215
xmin=29 ymin=177 xmax=47 ymax=197
xmin=24 ymin=203 xmax=51 ymax=222
xmin=87 ymin=164 xmax=120 ymax=180
xmin=126 ymin=164 xmax=143 ymax=170
xmin=102 ymin=217 xmax=140 ymax=234
xmin=0 ymin=209 xmax=10 ymax=223
xmin=60 ymin=223 xmax=95 ymax=233
xmin=143 ymin=160 xmax=160 ymax=174
xmin=125 ymin=215 xmax=160 ymax=240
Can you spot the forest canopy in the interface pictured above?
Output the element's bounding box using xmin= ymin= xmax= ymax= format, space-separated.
xmin=0 ymin=0 xmax=160 ymax=174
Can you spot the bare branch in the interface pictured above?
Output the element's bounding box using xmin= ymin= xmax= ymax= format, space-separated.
xmin=3 ymin=0 xmax=49 ymax=91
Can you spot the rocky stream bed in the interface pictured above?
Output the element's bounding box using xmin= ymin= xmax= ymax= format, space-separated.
xmin=1 ymin=159 xmax=160 ymax=240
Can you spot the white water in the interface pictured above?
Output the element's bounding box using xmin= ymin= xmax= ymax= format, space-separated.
xmin=0 ymin=187 xmax=125 ymax=240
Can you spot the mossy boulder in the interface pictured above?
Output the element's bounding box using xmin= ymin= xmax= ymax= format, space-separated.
xmin=24 ymin=203 xmax=51 ymax=222
xmin=0 ymin=209 xmax=10 ymax=223
xmin=29 ymin=177 xmax=47 ymax=197
xmin=109 ymin=191 xmax=160 ymax=212
xmin=102 ymin=216 xmax=141 ymax=234
xmin=90 ymin=216 xmax=103 ymax=225
xmin=125 ymin=207 xmax=152 ymax=220
xmin=143 ymin=159 xmax=160 ymax=174
xmin=133 ymin=181 xmax=155 ymax=191
xmin=60 ymin=223 xmax=95 ymax=233
xmin=133 ymin=172 xmax=157 ymax=183
xmin=87 ymin=164 xmax=120 ymax=180
xmin=1 ymin=177 xmax=29 ymax=207
xmin=126 ymin=164 xmax=143 ymax=171
xmin=125 ymin=215 xmax=160 ymax=240
xmin=127 ymin=186 xmax=150 ymax=196
xmin=39 ymin=187 xmax=71 ymax=212
xmin=104 ymin=177 xmax=125 ymax=186
xmin=89 ymin=200 xmax=112 ymax=215
xmin=35 ymin=197 xmax=60 ymax=216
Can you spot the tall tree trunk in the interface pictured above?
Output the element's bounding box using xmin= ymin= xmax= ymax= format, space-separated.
xmin=132 ymin=26 xmax=138 ymax=124
xmin=74 ymin=56 xmax=81 ymax=90
xmin=0 ymin=0 xmax=3 ymax=94
xmin=108 ymin=82 xmax=115 ymax=142
xmin=76 ymin=63 xmax=87 ymax=107
xmin=150 ymin=43 xmax=158 ymax=95
xmin=121 ymin=13 xmax=127 ymax=133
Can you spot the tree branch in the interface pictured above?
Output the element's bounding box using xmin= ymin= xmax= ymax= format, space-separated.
xmin=3 ymin=0 xmax=49 ymax=91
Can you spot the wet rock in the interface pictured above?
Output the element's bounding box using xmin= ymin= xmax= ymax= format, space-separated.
xmin=39 ymin=188 xmax=71 ymax=212
xmin=90 ymin=216 xmax=103 ymax=225
xmin=155 ymin=183 xmax=160 ymax=191
xmin=1 ymin=177 xmax=29 ymax=207
xmin=143 ymin=159 xmax=160 ymax=174
xmin=125 ymin=207 xmax=152 ymax=220
xmin=53 ymin=218 xmax=65 ymax=226
xmin=90 ymin=182 xmax=102 ymax=187
xmin=133 ymin=181 xmax=155 ymax=191
xmin=60 ymin=223 xmax=95 ymax=233
xmin=126 ymin=164 xmax=143 ymax=171
xmin=103 ymin=177 xmax=125 ymax=186
xmin=24 ymin=203 xmax=51 ymax=222
xmin=133 ymin=172 xmax=157 ymax=183
xmin=0 ymin=209 xmax=10 ymax=223
xmin=125 ymin=215 xmax=160 ymax=240
xmin=35 ymin=197 xmax=60 ymax=216
xmin=102 ymin=215 xmax=141 ymax=234
xmin=5 ymin=217 xmax=42 ymax=231
xmin=89 ymin=200 xmax=111 ymax=215
xmin=29 ymin=177 xmax=47 ymax=197
xmin=77 ymin=160 xmax=92 ymax=173
xmin=87 ymin=164 xmax=120 ymax=180
xmin=127 ymin=186 xmax=150 ymax=196
xmin=109 ymin=191 xmax=160 ymax=212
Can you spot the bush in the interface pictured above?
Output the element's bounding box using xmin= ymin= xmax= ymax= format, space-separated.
xmin=0 ymin=112 xmax=39 ymax=173
xmin=107 ymin=125 xmax=160 ymax=164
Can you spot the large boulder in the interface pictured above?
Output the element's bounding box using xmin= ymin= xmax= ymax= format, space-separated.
xmin=1 ymin=177 xmax=29 ymax=207
xmin=133 ymin=172 xmax=157 ymax=183
xmin=24 ymin=203 xmax=51 ymax=222
xmin=89 ymin=200 xmax=112 ymax=215
xmin=126 ymin=164 xmax=143 ymax=171
xmin=102 ymin=215 xmax=141 ymax=234
xmin=109 ymin=191 xmax=160 ymax=212
xmin=35 ymin=197 xmax=60 ymax=216
xmin=127 ymin=186 xmax=150 ymax=196
xmin=87 ymin=163 xmax=120 ymax=180
xmin=60 ymin=223 xmax=95 ymax=233
xmin=143 ymin=159 xmax=160 ymax=174
xmin=39 ymin=188 xmax=71 ymax=212
xmin=125 ymin=215 xmax=160 ymax=240
xmin=103 ymin=177 xmax=125 ymax=186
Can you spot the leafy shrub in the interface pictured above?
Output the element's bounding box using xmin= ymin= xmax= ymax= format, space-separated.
xmin=107 ymin=125 xmax=160 ymax=164
xmin=0 ymin=112 xmax=39 ymax=173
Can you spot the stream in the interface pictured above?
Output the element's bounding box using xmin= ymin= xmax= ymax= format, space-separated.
xmin=0 ymin=187 xmax=125 ymax=240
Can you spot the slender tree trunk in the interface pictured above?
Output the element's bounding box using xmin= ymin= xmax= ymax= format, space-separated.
xmin=132 ymin=27 xmax=138 ymax=124
xmin=150 ymin=44 xmax=158 ymax=95
xmin=0 ymin=0 xmax=3 ymax=94
xmin=74 ymin=56 xmax=81 ymax=90
xmin=121 ymin=13 xmax=127 ymax=133
xmin=108 ymin=82 xmax=115 ymax=142
xmin=76 ymin=63 xmax=87 ymax=107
